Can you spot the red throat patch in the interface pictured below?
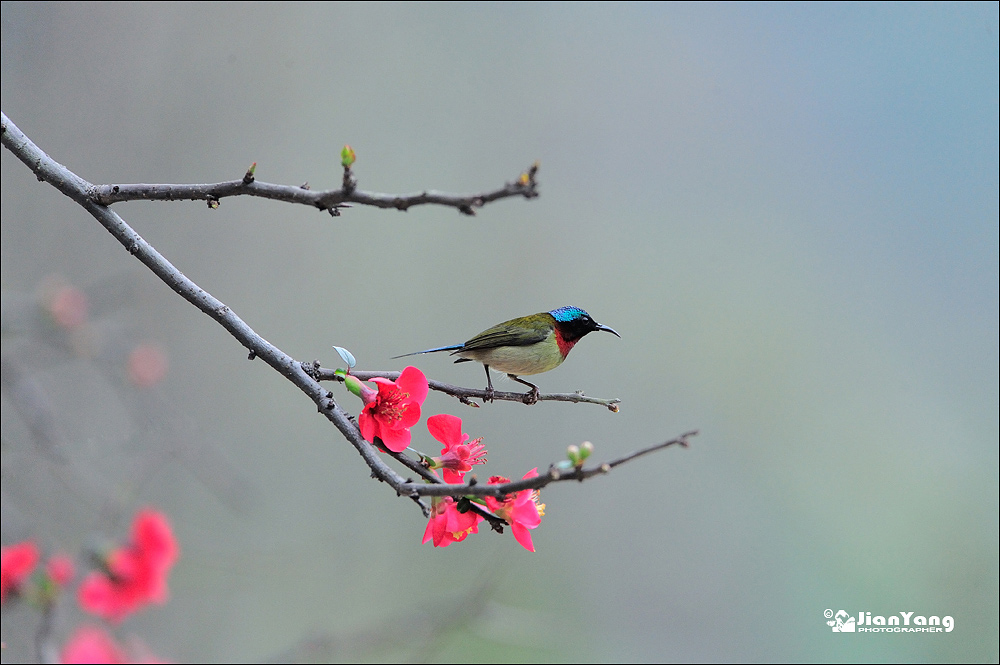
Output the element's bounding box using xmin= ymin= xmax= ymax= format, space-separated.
xmin=554 ymin=327 xmax=578 ymax=358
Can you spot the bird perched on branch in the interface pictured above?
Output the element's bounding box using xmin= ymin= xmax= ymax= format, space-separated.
xmin=394 ymin=306 xmax=620 ymax=403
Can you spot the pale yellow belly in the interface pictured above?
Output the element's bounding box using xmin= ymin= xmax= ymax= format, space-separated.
xmin=457 ymin=340 xmax=565 ymax=376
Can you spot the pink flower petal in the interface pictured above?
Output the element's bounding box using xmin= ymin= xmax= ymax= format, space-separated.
xmin=397 ymin=366 xmax=429 ymax=403
xmin=1 ymin=540 xmax=40 ymax=602
xmin=427 ymin=413 xmax=466 ymax=447
xmin=397 ymin=401 xmax=422 ymax=429
xmin=61 ymin=626 xmax=128 ymax=664
xmin=512 ymin=522 xmax=536 ymax=552
xmin=358 ymin=410 xmax=377 ymax=442
xmin=377 ymin=425 xmax=411 ymax=453
xmin=442 ymin=469 xmax=466 ymax=484
xmin=512 ymin=500 xmax=542 ymax=529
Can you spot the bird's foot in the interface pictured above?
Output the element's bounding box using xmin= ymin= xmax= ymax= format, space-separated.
xmin=483 ymin=386 xmax=495 ymax=403
xmin=522 ymin=387 xmax=540 ymax=405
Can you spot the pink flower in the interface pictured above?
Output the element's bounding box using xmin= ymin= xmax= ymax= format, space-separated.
xmin=486 ymin=469 xmax=545 ymax=552
xmin=47 ymin=554 xmax=75 ymax=587
xmin=60 ymin=625 xmax=166 ymax=664
xmin=426 ymin=414 xmax=487 ymax=483
xmin=356 ymin=366 xmax=428 ymax=453
xmin=127 ymin=343 xmax=169 ymax=388
xmin=422 ymin=497 xmax=483 ymax=547
xmin=46 ymin=282 xmax=89 ymax=330
xmin=79 ymin=509 xmax=179 ymax=623
xmin=61 ymin=626 xmax=129 ymax=664
xmin=1 ymin=540 xmax=39 ymax=602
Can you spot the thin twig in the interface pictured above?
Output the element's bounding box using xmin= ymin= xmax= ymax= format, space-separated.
xmin=323 ymin=368 xmax=622 ymax=411
xmin=86 ymin=164 xmax=539 ymax=215
xmin=394 ymin=431 xmax=698 ymax=498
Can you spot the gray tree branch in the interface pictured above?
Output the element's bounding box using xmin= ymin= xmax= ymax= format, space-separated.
xmin=87 ymin=163 xmax=539 ymax=215
xmin=2 ymin=111 xmax=689 ymax=518
xmin=316 ymin=367 xmax=621 ymax=411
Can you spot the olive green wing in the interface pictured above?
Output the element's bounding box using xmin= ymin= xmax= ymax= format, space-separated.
xmin=461 ymin=321 xmax=549 ymax=350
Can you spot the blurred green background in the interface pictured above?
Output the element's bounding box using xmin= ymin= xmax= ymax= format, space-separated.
xmin=2 ymin=2 xmax=997 ymax=662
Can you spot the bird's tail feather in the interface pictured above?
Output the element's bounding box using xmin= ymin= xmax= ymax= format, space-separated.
xmin=391 ymin=344 xmax=464 ymax=359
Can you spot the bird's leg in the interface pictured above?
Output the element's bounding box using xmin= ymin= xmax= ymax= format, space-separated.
xmin=483 ymin=365 xmax=495 ymax=403
xmin=509 ymin=375 xmax=540 ymax=405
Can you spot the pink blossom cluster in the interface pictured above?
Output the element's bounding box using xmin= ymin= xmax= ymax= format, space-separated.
xmin=2 ymin=508 xmax=178 ymax=662
xmin=345 ymin=366 xmax=545 ymax=551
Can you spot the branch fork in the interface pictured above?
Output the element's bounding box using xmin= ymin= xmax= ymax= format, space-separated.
xmin=2 ymin=111 xmax=690 ymax=532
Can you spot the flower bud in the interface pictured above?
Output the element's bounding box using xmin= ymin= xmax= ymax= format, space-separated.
xmin=343 ymin=374 xmax=376 ymax=404
xmin=341 ymin=144 xmax=356 ymax=168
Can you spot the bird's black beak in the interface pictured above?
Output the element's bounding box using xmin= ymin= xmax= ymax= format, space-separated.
xmin=595 ymin=323 xmax=621 ymax=338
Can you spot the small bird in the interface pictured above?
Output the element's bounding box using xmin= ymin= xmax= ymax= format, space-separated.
xmin=394 ymin=306 xmax=620 ymax=403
